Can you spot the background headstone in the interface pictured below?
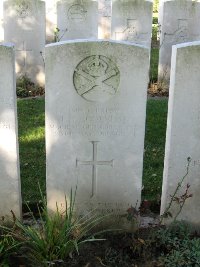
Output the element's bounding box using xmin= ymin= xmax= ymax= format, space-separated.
xmin=158 ymin=0 xmax=200 ymax=90
xmin=0 ymin=44 xmax=21 ymax=222
xmin=45 ymin=0 xmax=58 ymax=43
xmin=161 ymin=41 xmax=200 ymax=226
xmin=98 ymin=0 xmax=111 ymax=39
xmin=158 ymin=0 xmax=164 ymax=42
xmin=45 ymin=40 xmax=149 ymax=230
xmin=57 ymin=0 xmax=98 ymax=41
xmin=4 ymin=0 xmax=45 ymax=86
xmin=0 ymin=1 xmax=4 ymax=42
xmin=111 ymin=0 xmax=153 ymax=47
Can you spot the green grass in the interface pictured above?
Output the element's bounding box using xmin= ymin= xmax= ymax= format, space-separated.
xmin=150 ymin=48 xmax=159 ymax=82
xmin=17 ymin=98 xmax=45 ymax=203
xmin=17 ymin=98 xmax=168 ymax=204
xmin=153 ymin=0 xmax=159 ymax=13
xmin=143 ymin=99 xmax=168 ymax=201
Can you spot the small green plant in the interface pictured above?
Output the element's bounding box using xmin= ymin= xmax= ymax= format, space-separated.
xmin=146 ymin=220 xmax=200 ymax=266
xmin=0 ymin=230 xmax=21 ymax=266
xmin=160 ymin=157 xmax=192 ymax=223
xmin=54 ymin=27 xmax=60 ymax=42
xmin=16 ymin=75 xmax=44 ymax=98
xmin=104 ymin=247 xmax=132 ymax=267
xmin=54 ymin=27 xmax=68 ymax=42
xmin=153 ymin=0 xmax=159 ymax=13
xmin=160 ymin=238 xmax=200 ymax=267
xmin=1 ymin=187 xmax=108 ymax=266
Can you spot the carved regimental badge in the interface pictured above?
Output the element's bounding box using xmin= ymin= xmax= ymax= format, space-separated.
xmin=68 ymin=4 xmax=87 ymax=20
xmin=73 ymin=55 xmax=120 ymax=102
xmin=16 ymin=1 xmax=30 ymax=18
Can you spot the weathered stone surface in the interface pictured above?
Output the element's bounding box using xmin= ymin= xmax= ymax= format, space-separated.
xmin=45 ymin=0 xmax=58 ymax=43
xmin=3 ymin=0 xmax=45 ymax=86
xmin=161 ymin=41 xmax=200 ymax=227
xmin=158 ymin=0 xmax=200 ymax=90
xmin=0 ymin=44 xmax=21 ymax=222
xmin=0 ymin=1 xmax=4 ymax=41
xmin=98 ymin=0 xmax=111 ymax=39
xmin=57 ymin=0 xmax=98 ymax=41
xmin=45 ymin=40 xmax=149 ymax=230
xmin=111 ymin=0 xmax=153 ymax=47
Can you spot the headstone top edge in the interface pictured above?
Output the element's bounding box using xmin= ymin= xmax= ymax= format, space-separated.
xmin=57 ymin=0 xmax=98 ymax=5
xmin=173 ymin=41 xmax=200 ymax=50
xmin=112 ymin=0 xmax=153 ymax=3
xmin=45 ymin=39 xmax=149 ymax=50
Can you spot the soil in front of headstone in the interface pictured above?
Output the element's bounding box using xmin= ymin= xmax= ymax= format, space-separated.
xmin=65 ymin=231 xmax=161 ymax=267
xmin=6 ymin=230 xmax=162 ymax=267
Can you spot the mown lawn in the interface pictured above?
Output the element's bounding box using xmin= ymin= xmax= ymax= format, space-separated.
xmin=17 ymin=98 xmax=168 ymax=204
xmin=17 ymin=98 xmax=46 ymax=204
xmin=143 ymin=99 xmax=168 ymax=201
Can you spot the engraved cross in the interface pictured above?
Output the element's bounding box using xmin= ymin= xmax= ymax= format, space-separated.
xmin=16 ymin=41 xmax=32 ymax=69
xmin=76 ymin=141 xmax=114 ymax=198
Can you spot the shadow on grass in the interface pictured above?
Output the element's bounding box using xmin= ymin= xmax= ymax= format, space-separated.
xmin=17 ymin=98 xmax=45 ymax=204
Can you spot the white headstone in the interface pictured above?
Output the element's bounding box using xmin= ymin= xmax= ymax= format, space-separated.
xmin=158 ymin=0 xmax=200 ymax=90
xmin=0 ymin=44 xmax=21 ymax=222
xmin=45 ymin=40 xmax=149 ymax=230
xmin=0 ymin=0 xmax=4 ymax=42
xmin=111 ymin=0 xmax=153 ymax=47
xmin=57 ymin=0 xmax=98 ymax=41
xmin=45 ymin=0 xmax=58 ymax=43
xmin=158 ymin=0 xmax=164 ymax=25
xmin=98 ymin=0 xmax=111 ymax=39
xmin=158 ymin=0 xmax=164 ymax=42
xmin=3 ymin=0 xmax=46 ymax=86
xmin=161 ymin=41 xmax=200 ymax=226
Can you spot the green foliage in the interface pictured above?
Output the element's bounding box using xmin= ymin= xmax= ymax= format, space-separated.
xmin=104 ymin=247 xmax=131 ymax=267
xmin=148 ymin=221 xmax=200 ymax=266
xmin=152 ymin=16 xmax=158 ymax=25
xmin=153 ymin=0 xmax=159 ymax=13
xmin=157 ymin=224 xmax=200 ymax=266
xmin=1 ymin=188 xmax=107 ymax=266
xmin=150 ymin=47 xmax=159 ymax=82
xmin=16 ymin=75 xmax=44 ymax=98
xmin=0 ymin=230 xmax=21 ymax=266
xmin=162 ymin=239 xmax=200 ymax=267
xmin=150 ymin=221 xmax=191 ymax=250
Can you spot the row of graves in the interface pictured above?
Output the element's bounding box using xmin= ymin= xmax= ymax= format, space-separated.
xmin=1 ymin=0 xmax=200 ymax=89
xmin=0 ymin=0 xmax=200 ymax=230
xmin=0 ymin=0 xmax=153 ymax=86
